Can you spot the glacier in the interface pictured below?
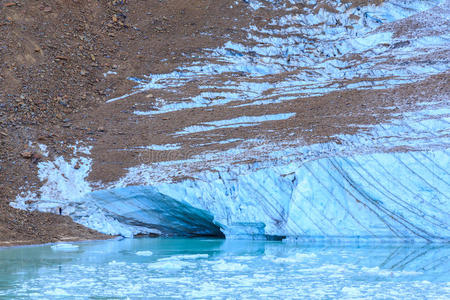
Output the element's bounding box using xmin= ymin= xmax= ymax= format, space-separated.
xmin=84 ymin=149 xmax=450 ymax=242
xmin=13 ymin=147 xmax=449 ymax=242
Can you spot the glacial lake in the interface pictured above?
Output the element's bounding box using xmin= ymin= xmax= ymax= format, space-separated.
xmin=0 ymin=238 xmax=449 ymax=299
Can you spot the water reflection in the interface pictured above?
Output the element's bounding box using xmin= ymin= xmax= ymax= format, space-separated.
xmin=0 ymin=238 xmax=449 ymax=298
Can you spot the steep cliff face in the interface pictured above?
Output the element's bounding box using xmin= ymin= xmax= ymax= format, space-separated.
xmin=12 ymin=147 xmax=449 ymax=241
xmin=154 ymin=150 xmax=449 ymax=241
xmin=10 ymin=0 xmax=450 ymax=242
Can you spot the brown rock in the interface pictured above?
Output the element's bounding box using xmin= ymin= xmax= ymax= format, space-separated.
xmin=31 ymin=152 xmax=43 ymax=164
xmin=20 ymin=151 xmax=32 ymax=159
xmin=55 ymin=56 xmax=68 ymax=61
xmin=4 ymin=2 xmax=18 ymax=7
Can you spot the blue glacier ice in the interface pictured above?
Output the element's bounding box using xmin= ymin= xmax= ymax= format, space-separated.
xmin=76 ymin=149 xmax=449 ymax=242
xmin=86 ymin=186 xmax=224 ymax=238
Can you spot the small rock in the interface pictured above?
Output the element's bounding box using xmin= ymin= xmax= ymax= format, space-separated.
xmin=80 ymin=69 xmax=88 ymax=76
xmin=55 ymin=56 xmax=68 ymax=61
xmin=21 ymin=151 xmax=32 ymax=159
xmin=43 ymin=6 xmax=52 ymax=12
xmin=31 ymin=153 xmax=43 ymax=164
xmin=74 ymin=162 xmax=80 ymax=169
xmin=97 ymin=126 xmax=105 ymax=132
xmin=145 ymin=93 xmax=154 ymax=98
xmin=4 ymin=2 xmax=18 ymax=7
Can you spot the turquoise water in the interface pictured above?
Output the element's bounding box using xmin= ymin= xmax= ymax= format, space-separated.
xmin=0 ymin=238 xmax=449 ymax=299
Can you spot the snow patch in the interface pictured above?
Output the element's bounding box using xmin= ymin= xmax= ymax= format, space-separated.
xmin=175 ymin=113 xmax=295 ymax=135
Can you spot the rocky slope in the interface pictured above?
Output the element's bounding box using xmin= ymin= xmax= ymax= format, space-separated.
xmin=0 ymin=0 xmax=249 ymax=245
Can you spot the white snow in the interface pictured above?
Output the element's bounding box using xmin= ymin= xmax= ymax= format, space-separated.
xmin=38 ymin=144 xmax=49 ymax=157
xmin=140 ymin=144 xmax=181 ymax=151
xmin=175 ymin=113 xmax=295 ymax=135
xmin=103 ymin=71 xmax=118 ymax=78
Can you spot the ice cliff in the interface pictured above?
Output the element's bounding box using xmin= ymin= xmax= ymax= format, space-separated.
xmin=92 ymin=149 xmax=450 ymax=241
xmin=13 ymin=147 xmax=449 ymax=242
